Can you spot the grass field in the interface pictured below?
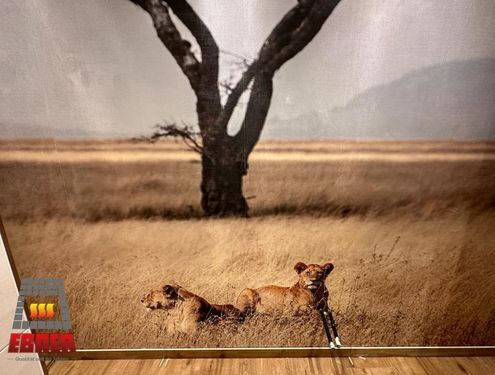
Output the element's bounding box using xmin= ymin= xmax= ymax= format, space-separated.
xmin=1 ymin=139 xmax=494 ymax=348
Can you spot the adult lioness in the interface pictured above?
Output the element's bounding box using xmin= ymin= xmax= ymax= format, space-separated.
xmin=141 ymin=284 xmax=241 ymax=333
xmin=235 ymin=262 xmax=334 ymax=315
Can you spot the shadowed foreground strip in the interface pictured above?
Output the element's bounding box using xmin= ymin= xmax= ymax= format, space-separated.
xmin=49 ymin=356 xmax=495 ymax=375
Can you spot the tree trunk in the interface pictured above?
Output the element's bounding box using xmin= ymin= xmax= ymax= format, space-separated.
xmin=130 ymin=0 xmax=341 ymax=217
xmin=198 ymin=73 xmax=272 ymax=218
xmin=200 ymin=145 xmax=248 ymax=217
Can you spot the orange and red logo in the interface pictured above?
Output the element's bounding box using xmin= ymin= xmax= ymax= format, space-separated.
xmin=30 ymin=303 xmax=55 ymax=320
xmin=9 ymin=278 xmax=76 ymax=354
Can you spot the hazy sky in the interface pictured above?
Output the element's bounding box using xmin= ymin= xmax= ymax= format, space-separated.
xmin=1 ymin=0 xmax=495 ymax=138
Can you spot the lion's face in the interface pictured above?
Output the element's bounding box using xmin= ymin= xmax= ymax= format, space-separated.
xmin=294 ymin=262 xmax=334 ymax=291
xmin=140 ymin=284 xmax=179 ymax=310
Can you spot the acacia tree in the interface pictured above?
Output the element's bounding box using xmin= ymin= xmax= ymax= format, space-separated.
xmin=130 ymin=0 xmax=341 ymax=217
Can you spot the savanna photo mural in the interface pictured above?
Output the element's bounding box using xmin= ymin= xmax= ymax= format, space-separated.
xmin=1 ymin=0 xmax=494 ymax=349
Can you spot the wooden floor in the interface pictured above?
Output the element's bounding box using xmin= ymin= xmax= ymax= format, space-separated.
xmin=50 ymin=357 xmax=495 ymax=374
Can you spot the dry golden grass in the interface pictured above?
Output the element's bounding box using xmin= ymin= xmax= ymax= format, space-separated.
xmin=1 ymin=139 xmax=494 ymax=349
xmin=2 ymin=139 xmax=495 ymax=163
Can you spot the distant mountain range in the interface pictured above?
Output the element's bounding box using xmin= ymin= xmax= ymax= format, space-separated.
xmin=263 ymin=58 xmax=495 ymax=140
xmin=2 ymin=58 xmax=494 ymax=140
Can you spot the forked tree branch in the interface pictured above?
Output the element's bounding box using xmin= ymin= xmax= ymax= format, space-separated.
xmin=217 ymin=0 xmax=340 ymax=133
xmin=216 ymin=2 xmax=310 ymax=129
xmin=130 ymin=0 xmax=221 ymax=131
xmin=216 ymin=62 xmax=259 ymax=130
xmin=166 ymin=0 xmax=221 ymax=117
xmin=131 ymin=0 xmax=201 ymax=90
xmin=234 ymin=73 xmax=273 ymax=161
xmin=260 ymin=0 xmax=341 ymax=73
xmin=166 ymin=0 xmax=218 ymax=67
xmin=131 ymin=0 xmax=340 ymax=155
xmin=233 ymin=0 xmax=341 ymax=153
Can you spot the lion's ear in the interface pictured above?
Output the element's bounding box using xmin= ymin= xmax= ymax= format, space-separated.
xmin=294 ymin=262 xmax=308 ymax=274
xmin=162 ymin=284 xmax=178 ymax=298
xmin=322 ymin=262 xmax=334 ymax=277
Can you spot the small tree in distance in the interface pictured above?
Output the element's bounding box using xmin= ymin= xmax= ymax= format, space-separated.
xmin=129 ymin=0 xmax=341 ymax=217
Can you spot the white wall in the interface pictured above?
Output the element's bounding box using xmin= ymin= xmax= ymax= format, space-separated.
xmin=0 ymin=232 xmax=44 ymax=375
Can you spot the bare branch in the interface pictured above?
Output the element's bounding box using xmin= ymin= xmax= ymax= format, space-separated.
xmin=220 ymin=49 xmax=254 ymax=65
xmin=166 ymin=0 xmax=218 ymax=64
xmin=130 ymin=0 xmax=221 ymax=129
xmin=232 ymin=0 xmax=340 ymax=155
xmin=216 ymin=62 xmax=259 ymax=130
xmin=130 ymin=0 xmax=201 ymax=90
xmin=217 ymin=0 xmax=340 ymax=132
xmin=214 ymin=1 xmax=314 ymax=129
xmin=143 ymin=121 xmax=203 ymax=154
xmin=234 ymin=73 xmax=273 ymax=159
xmin=259 ymin=0 xmax=317 ymax=64
xmin=166 ymin=0 xmax=221 ymax=115
xmin=219 ymin=80 xmax=233 ymax=98
xmin=260 ymin=0 xmax=341 ymax=74
xmin=219 ymin=57 xmax=251 ymax=104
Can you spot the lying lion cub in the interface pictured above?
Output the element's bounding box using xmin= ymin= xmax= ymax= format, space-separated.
xmin=141 ymin=284 xmax=241 ymax=333
xmin=235 ymin=262 xmax=334 ymax=315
